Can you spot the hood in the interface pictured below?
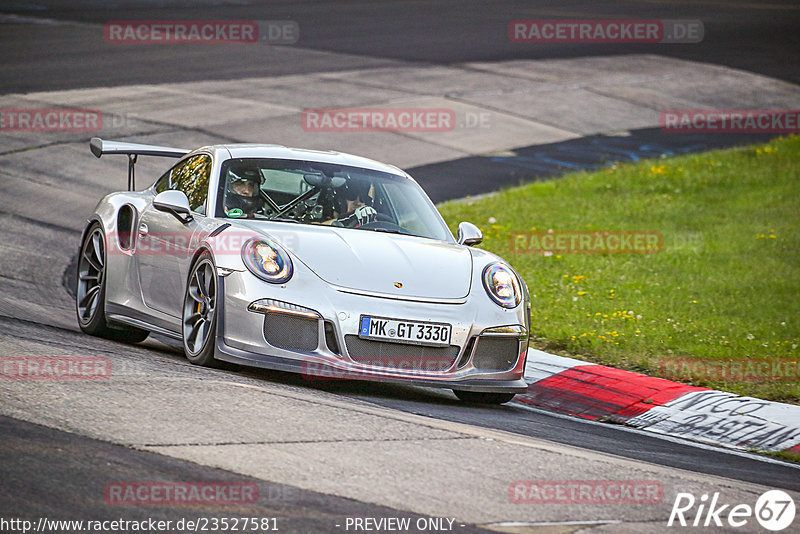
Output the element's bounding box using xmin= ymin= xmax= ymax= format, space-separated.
xmin=237 ymin=221 xmax=472 ymax=299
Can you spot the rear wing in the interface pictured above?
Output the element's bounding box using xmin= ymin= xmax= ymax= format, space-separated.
xmin=90 ymin=137 xmax=190 ymax=191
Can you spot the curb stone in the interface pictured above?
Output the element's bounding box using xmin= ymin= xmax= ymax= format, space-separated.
xmin=520 ymin=348 xmax=800 ymax=454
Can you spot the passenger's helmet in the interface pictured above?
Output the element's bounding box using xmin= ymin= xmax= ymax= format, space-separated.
xmin=339 ymin=178 xmax=371 ymax=205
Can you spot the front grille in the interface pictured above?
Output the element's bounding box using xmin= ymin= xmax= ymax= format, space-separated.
xmin=471 ymin=337 xmax=520 ymax=372
xmin=344 ymin=335 xmax=460 ymax=372
xmin=263 ymin=313 xmax=318 ymax=351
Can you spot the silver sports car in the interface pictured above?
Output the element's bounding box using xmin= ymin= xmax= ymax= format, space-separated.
xmin=76 ymin=137 xmax=530 ymax=403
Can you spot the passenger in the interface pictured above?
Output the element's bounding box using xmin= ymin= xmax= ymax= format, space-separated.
xmin=328 ymin=179 xmax=377 ymax=227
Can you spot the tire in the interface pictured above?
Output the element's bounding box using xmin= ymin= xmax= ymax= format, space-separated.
xmin=182 ymin=252 xmax=220 ymax=367
xmin=453 ymin=390 xmax=516 ymax=405
xmin=76 ymin=223 xmax=149 ymax=343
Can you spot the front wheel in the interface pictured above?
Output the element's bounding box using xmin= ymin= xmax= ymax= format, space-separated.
xmin=453 ymin=390 xmax=516 ymax=405
xmin=182 ymin=252 xmax=220 ymax=367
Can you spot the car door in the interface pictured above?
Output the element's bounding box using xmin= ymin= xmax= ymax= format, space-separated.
xmin=137 ymin=153 xmax=212 ymax=318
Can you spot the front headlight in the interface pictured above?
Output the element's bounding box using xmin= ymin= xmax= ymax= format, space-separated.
xmin=482 ymin=263 xmax=521 ymax=308
xmin=242 ymin=238 xmax=293 ymax=284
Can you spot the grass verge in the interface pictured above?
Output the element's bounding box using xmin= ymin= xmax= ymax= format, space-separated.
xmin=439 ymin=135 xmax=800 ymax=403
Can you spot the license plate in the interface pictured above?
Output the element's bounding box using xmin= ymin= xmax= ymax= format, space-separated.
xmin=359 ymin=316 xmax=452 ymax=347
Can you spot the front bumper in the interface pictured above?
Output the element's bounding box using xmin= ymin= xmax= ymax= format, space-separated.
xmin=214 ymin=271 xmax=529 ymax=393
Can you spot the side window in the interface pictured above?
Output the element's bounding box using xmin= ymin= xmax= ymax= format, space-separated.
xmin=153 ymin=154 xmax=212 ymax=214
xmin=154 ymin=167 xmax=172 ymax=194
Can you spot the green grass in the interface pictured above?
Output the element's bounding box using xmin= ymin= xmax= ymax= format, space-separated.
xmin=760 ymin=449 xmax=800 ymax=464
xmin=438 ymin=135 xmax=800 ymax=403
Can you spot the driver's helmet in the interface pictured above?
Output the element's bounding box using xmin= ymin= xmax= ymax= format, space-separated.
xmin=226 ymin=168 xmax=264 ymax=213
xmin=229 ymin=169 xmax=262 ymax=195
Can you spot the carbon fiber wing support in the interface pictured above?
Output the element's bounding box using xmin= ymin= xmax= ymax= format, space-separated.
xmin=89 ymin=137 xmax=190 ymax=191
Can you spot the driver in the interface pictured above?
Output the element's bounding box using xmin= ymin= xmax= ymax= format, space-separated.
xmin=329 ymin=179 xmax=377 ymax=227
xmin=224 ymin=169 xmax=265 ymax=218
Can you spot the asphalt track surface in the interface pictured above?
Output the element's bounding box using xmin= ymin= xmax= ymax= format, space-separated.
xmin=1 ymin=0 xmax=799 ymax=95
xmin=2 ymin=1 xmax=800 ymax=531
xmin=0 ymin=415 xmax=493 ymax=534
xmin=412 ymin=127 xmax=780 ymax=202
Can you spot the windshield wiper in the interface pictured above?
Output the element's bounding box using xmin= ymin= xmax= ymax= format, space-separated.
xmin=368 ymin=227 xmax=405 ymax=235
xmin=265 ymin=217 xmax=300 ymax=224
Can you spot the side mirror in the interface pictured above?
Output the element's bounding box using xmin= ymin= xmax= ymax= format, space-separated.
xmin=457 ymin=221 xmax=483 ymax=246
xmin=153 ymin=190 xmax=193 ymax=223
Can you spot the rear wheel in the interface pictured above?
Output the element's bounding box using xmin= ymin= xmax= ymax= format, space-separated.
xmin=182 ymin=253 xmax=220 ymax=367
xmin=76 ymin=223 xmax=149 ymax=343
xmin=453 ymin=390 xmax=516 ymax=405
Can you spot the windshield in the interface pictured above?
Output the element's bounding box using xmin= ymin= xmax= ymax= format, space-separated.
xmin=215 ymin=158 xmax=453 ymax=242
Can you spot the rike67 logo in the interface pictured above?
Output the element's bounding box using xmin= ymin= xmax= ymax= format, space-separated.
xmin=668 ymin=490 xmax=796 ymax=531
